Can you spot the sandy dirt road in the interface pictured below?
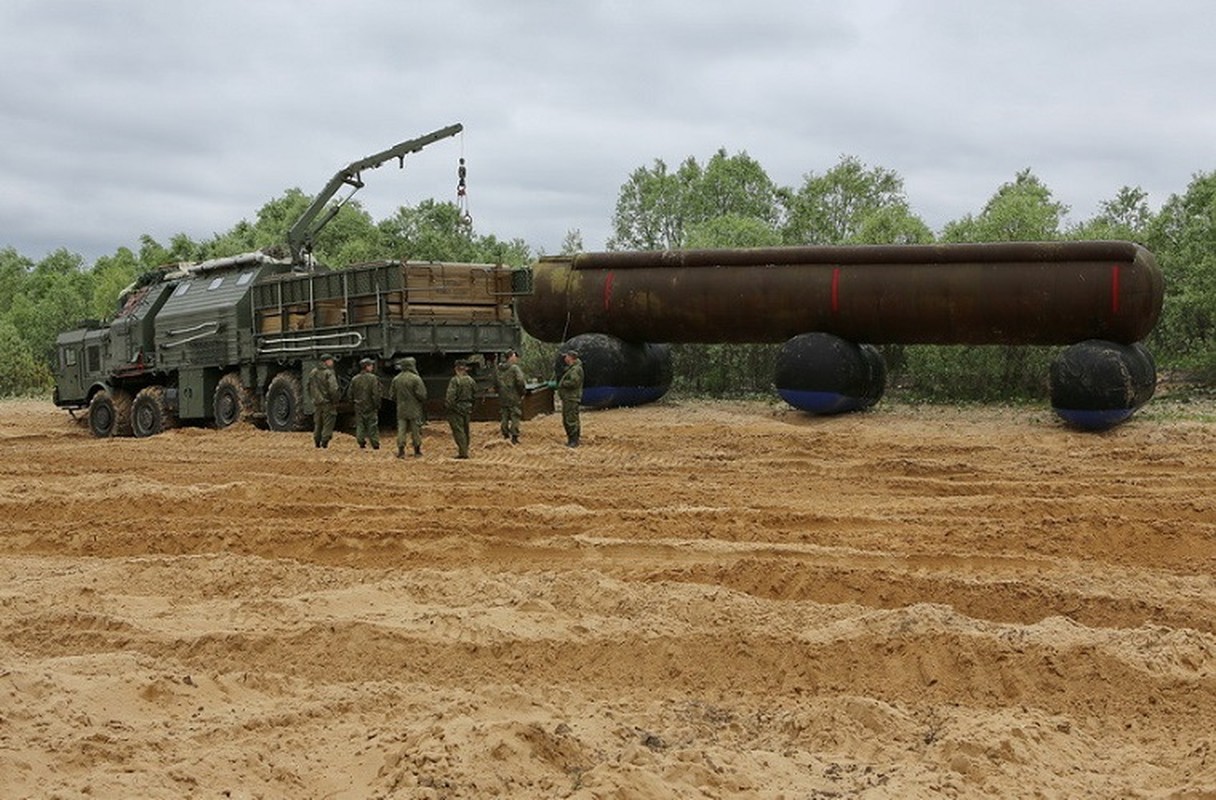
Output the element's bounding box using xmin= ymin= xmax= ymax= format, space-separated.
xmin=2 ymin=396 xmax=1215 ymax=798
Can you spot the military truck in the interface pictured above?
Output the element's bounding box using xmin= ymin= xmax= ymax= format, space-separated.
xmin=52 ymin=124 xmax=547 ymax=437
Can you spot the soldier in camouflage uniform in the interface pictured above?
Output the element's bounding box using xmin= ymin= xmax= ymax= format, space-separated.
xmin=557 ymin=349 xmax=584 ymax=448
xmin=348 ymin=357 xmax=382 ymax=450
xmin=306 ymin=353 xmax=341 ymax=448
xmin=389 ymin=356 xmax=428 ymax=458
xmin=445 ymin=360 xmax=476 ymax=459
xmin=494 ymin=349 xmax=526 ymax=444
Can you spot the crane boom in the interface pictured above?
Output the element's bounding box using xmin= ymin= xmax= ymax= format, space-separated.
xmin=287 ymin=123 xmax=463 ymax=263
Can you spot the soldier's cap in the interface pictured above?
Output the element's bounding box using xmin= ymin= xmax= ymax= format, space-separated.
xmin=359 ymin=357 xmax=375 ymax=366
xmin=562 ymin=349 xmax=579 ymax=357
xmin=319 ymin=353 xmax=335 ymax=361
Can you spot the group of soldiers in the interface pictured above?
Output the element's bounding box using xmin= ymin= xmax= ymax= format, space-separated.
xmin=304 ymin=348 xmax=585 ymax=458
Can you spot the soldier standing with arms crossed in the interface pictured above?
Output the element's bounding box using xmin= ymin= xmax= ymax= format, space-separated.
xmin=349 ymin=357 xmax=382 ymax=450
xmin=494 ymin=349 xmax=526 ymax=444
xmin=557 ymin=349 xmax=584 ymax=448
xmin=445 ymin=360 xmax=476 ymax=459
xmin=389 ymin=357 xmax=427 ymax=458
xmin=307 ymin=353 xmax=341 ymax=448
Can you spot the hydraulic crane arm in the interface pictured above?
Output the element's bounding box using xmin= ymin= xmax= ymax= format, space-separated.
xmin=287 ymin=123 xmax=463 ymax=263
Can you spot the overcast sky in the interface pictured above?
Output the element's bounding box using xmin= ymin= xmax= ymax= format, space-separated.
xmin=2 ymin=1 xmax=1212 ymax=265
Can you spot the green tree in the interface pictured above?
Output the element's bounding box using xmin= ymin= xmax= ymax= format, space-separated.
xmin=609 ymin=158 xmax=693 ymax=249
xmin=24 ymin=248 xmax=89 ymax=302
xmin=609 ymin=150 xmax=780 ymax=250
xmin=312 ymin=202 xmax=381 ymax=265
xmin=0 ymin=247 xmax=34 ymax=316
xmin=941 ymin=169 xmax=1067 ymax=242
xmin=136 ymin=233 xmax=194 ymax=271
xmin=1144 ymin=171 xmax=1216 ymax=375
xmin=781 ymin=155 xmax=928 ymax=245
xmin=250 ymin=188 xmax=312 ymax=252
xmin=1070 ymin=186 xmax=1153 ymax=241
xmin=3 ymin=250 xmax=93 ymax=365
xmin=379 ymin=199 xmax=530 ymax=266
xmin=691 ymin=149 xmax=781 ymax=226
xmin=89 ymin=247 xmax=141 ymax=320
xmin=0 ymin=318 xmax=52 ymax=396
xmin=846 ymin=204 xmax=934 ymax=245
xmin=685 ymin=215 xmax=782 ymax=249
xmin=199 ymin=219 xmax=259 ymax=260
xmin=559 ymin=229 xmax=584 ymax=255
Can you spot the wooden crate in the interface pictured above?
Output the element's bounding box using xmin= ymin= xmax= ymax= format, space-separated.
xmin=470 ymin=385 xmax=555 ymax=421
xmin=257 ymin=311 xmax=282 ymax=334
xmin=315 ymin=300 xmax=346 ymax=327
xmin=351 ymin=298 xmax=379 ymax=324
xmin=402 ymin=263 xmax=513 ymax=305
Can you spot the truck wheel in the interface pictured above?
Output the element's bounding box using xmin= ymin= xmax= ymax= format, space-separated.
xmin=132 ymin=385 xmax=176 ymax=438
xmin=88 ymin=389 xmax=133 ymax=438
xmin=214 ymin=372 xmax=256 ymax=429
xmin=266 ymin=371 xmax=307 ymax=432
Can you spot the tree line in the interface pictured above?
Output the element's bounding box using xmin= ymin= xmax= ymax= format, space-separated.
xmin=3 ymin=151 xmax=1215 ymax=402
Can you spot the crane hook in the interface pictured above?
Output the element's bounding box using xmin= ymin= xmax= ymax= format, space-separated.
xmin=456 ymin=157 xmax=472 ymax=228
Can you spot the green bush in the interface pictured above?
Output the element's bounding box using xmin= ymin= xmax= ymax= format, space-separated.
xmin=0 ymin=319 xmax=54 ymax=397
xmin=894 ymin=344 xmax=1055 ymax=403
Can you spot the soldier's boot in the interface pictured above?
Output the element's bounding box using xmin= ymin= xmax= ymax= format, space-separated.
xmin=358 ymin=441 xmax=366 ymax=449
xmin=396 ymin=445 xmax=405 ymax=459
xmin=371 ymin=442 xmax=380 ymax=450
xmin=413 ymin=445 xmax=422 ymax=457
xmin=321 ymin=440 xmax=329 ymax=449
xmin=511 ymin=434 xmax=519 ymax=445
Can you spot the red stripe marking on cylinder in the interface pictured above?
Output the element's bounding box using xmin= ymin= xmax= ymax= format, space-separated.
xmin=1111 ymin=265 xmax=1120 ymax=315
xmin=604 ymin=271 xmax=615 ymax=311
xmin=831 ymin=267 xmax=841 ymax=314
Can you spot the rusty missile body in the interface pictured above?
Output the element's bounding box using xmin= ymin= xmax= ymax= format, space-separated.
xmin=517 ymin=241 xmax=1164 ymax=346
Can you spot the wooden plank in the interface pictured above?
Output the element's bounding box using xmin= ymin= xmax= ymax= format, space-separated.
xmin=402 ymin=304 xmax=509 ymax=322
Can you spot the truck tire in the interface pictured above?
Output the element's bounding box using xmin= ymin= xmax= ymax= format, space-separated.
xmin=266 ymin=371 xmax=307 ymax=432
xmin=132 ymin=385 xmax=176 ymax=438
xmin=88 ymin=388 xmax=133 ymax=438
xmin=214 ymin=372 xmax=256 ymax=429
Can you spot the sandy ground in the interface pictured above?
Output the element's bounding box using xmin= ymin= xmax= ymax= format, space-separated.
xmin=2 ymin=395 xmax=1216 ymax=799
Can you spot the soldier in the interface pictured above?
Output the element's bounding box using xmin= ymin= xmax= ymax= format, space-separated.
xmin=445 ymin=360 xmax=476 ymax=459
xmin=306 ymin=353 xmax=341 ymax=448
xmin=494 ymin=349 xmax=526 ymax=444
xmin=557 ymin=349 xmax=584 ymax=448
xmin=349 ymin=357 xmax=382 ymax=450
xmin=389 ymin=356 xmax=428 ymax=458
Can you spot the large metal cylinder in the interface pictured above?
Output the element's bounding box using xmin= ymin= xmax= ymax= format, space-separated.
xmin=517 ymin=242 xmax=1164 ymax=346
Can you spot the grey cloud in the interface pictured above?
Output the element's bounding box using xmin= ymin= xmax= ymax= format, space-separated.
xmin=1 ymin=0 xmax=1213 ymax=262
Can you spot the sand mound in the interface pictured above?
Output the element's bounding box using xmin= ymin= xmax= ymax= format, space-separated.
xmin=3 ymin=397 xmax=1216 ymax=798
